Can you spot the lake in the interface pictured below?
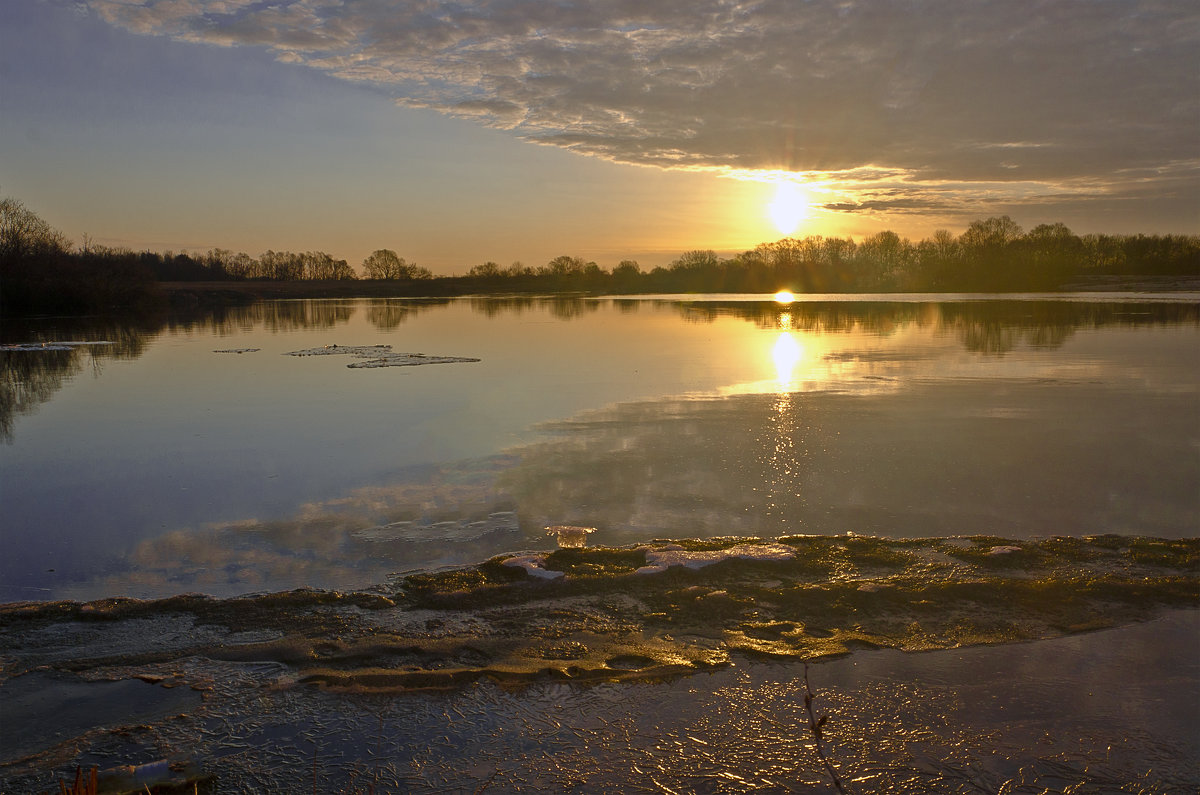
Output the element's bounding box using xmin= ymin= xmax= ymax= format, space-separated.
xmin=2 ymin=293 xmax=1198 ymax=602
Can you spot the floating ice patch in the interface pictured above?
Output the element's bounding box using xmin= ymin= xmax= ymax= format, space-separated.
xmin=635 ymin=543 xmax=796 ymax=575
xmin=284 ymin=344 xmax=392 ymax=357
xmin=348 ymin=353 xmax=481 ymax=369
xmin=501 ymin=554 xmax=565 ymax=580
xmin=284 ymin=344 xmax=480 ymax=368
xmin=214 ymin=348 xmax=261 ymax=354
xmin=1 ymin=341 xmax=113 ymax=352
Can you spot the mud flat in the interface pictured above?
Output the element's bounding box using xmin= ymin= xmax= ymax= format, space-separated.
xmin=1 ymin=534 xmax=1196 ymax=792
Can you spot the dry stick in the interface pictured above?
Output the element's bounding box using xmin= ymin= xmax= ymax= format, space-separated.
xmin=803 ymin=663 xmax=849 ymax=795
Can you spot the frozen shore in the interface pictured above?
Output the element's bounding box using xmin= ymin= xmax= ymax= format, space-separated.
xmin=0 ymin=534 xmax=1196 ymax=791
xmin=1 ymin=610 xmax=1195 ymax=792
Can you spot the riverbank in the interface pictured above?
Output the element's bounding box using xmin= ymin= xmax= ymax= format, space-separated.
xmin=1 ymin=535 xmax=1196 ymax=791
xmin=1 ymin=607 xmax=1195 ymax=792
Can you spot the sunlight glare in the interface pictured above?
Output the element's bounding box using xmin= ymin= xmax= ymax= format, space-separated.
xmin=767 ymin=182 xmax=809 ymax=236
xmin=774 ymin=290 xmax=795 ymax=304
xmin=773 ymin=331 xmax=803 ymax=389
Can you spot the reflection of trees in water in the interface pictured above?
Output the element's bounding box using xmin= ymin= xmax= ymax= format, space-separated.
xmin=468 ymin=296 xmax=603 ymax=320
xmin=365 ymin=299 xmax=449 ymax=330
xmin=673 ymin=299 xmax=1198 ymax=354
xmin=939 ymin=302 xmax=1199 ymax=353
xmin=676 ymin=301 xmax=935 ymax=340
xmin=546 ymin=297 xmax=601 ymax=320
xmin=168 ymin=299 xmax=357 ymax=334
xmin=1 ymin=316 xmax=159 ymax=441
xmin=469 ymin=296 xmax=540 ymax=317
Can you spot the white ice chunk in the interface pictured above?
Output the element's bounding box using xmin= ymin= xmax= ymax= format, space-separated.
xmin=501 ymin=555 xmax=565 ymax=580
xmin=546 ymin=525 xmax=595 ymax=548
xmin=635 ymin=543 xmax=796 ymax=575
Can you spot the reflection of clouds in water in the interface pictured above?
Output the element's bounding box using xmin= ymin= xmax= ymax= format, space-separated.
xmin=502 ymin=375 xmax=1200 ymax=543
xmin=75 ymin=471 xmax=523 ymax=600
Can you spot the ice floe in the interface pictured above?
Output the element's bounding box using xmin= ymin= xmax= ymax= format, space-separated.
xmin=285 ymin=344 xmax=391 ymax=357
xmin=635 ymin=542 xmax=797 ymax=575
xmin=1 ymin=341 xmax=114 ymax=351
xmin=283 ymin=344 xmax=480 ymax=368
xmin=501 ymin=554 xmax=566 ymax=580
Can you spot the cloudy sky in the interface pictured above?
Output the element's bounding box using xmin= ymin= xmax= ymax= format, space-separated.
xmin=2 ymin=0 xmax=1196 ymax=272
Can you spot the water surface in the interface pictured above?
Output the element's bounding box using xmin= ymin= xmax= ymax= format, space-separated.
xmin=2 ymin=294 xmax=1197 ymax=600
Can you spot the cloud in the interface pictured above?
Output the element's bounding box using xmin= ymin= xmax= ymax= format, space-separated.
xmin=82 ymin=0 xmax=1199 ymax=219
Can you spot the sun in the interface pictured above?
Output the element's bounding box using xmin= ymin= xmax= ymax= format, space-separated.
xmin=767 ymin=181 xmax=810 ymax=236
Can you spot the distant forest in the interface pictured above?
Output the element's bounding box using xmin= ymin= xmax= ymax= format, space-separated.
xmin=3 ymin=196 xmax=1198 ymax=314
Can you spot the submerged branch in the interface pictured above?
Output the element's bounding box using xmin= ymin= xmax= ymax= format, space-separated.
xmin=804 ymin=663 xmax=850 ymax=794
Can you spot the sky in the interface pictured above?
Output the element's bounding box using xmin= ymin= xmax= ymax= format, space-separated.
xmin=1 ymin=0 xmax=1197 ymax=274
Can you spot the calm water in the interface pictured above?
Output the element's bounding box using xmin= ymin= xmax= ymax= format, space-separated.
xmin=2 ymin=294 xmax=1198 ymax=601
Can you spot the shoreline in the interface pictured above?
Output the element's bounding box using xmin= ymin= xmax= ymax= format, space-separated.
xmin=2 ymin=608 xmax=1195 ymax=792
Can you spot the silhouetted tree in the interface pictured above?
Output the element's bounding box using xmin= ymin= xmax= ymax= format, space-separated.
xmin=362 ymin=249 xmax=430 ymax=280
xmin=468 ymin=261 xmax=503 ymax=278
xmin=611 ymin=259 xmax=642 ymax=292
xmin=855 ymin=230 xmax=914 ymax=290
xmin=0 ymin=197 xmax=68 ymax=262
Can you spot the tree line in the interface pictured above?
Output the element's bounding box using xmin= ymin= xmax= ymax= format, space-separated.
xmin=2 ymin=195 xmax=1198 ymax=314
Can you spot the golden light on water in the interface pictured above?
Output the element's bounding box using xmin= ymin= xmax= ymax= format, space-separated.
xmin=767 ymin=181 xmax=810 ymax=235
xmin=773 ymin=331 xmax=803 ymax=389
xmin=774 ymin=290 xmax=795 ymax=304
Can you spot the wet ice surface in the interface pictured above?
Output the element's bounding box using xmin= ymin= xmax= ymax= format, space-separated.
xmin=634 ymin=542 xmax=798 ymax=574
xmin=2 ymin=612 xmax=1195 ymax=793
xmin=2 ymin=535 xmax=1196 ymax=791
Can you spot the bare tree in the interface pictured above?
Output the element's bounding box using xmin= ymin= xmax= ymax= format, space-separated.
xmin=0 ymin=197 xmax=68 ymax=262
xmin=362 ymin=249 xmax=429 ymax=279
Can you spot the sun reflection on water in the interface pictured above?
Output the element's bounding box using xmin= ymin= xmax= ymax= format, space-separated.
xmin=773 ymin=332 xmax=803 ymax=392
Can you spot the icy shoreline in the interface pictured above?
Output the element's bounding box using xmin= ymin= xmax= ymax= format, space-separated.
xmin=2 ymin=610 xmax=1195 ymax=792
